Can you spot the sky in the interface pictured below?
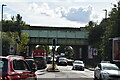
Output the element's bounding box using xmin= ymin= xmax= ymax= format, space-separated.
xmin=0 ymin=0 xmax=117 ymax=28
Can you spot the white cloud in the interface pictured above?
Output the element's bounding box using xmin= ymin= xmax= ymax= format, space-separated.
xmin=26 ymin=3 xmax=92 ymax=26
xmin=4 ymin=13 xmax=12 ymax=20
xmin=27 ymin=3 xmax=93 ymax=23
xmin=61 ymin=6 xmax=92 ymax=23
xmin=0 ymin=0 xmax=116 ymax=27
xmin=1 ymin=0 xmax=115 ymax=3
xmin=26 ymin=13 xmax=85 ymax=27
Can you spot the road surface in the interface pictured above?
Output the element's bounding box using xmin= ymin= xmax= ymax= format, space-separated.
xmin=35 ymin=64 xmax=94 ymax=80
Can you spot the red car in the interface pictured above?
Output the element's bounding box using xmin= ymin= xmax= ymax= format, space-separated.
xmin=25 ymin=58 xmax=37 ymax=72
xmin=0 ymin=55 xmax=37 ymax=80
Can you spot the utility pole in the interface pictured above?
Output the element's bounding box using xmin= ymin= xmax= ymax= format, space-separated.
xmin=1 ymin=4 xmax=7 ymax=21
xmin=118 ymin=1 xmax=120 ymax=36
xmin=103 ymin=9 xmax=107 ymax=19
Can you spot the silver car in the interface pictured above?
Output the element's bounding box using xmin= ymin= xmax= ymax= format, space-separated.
xmin=58 ymin=57 xmax=67 ymax=66
xmin=94 ymin=63 xmax=120 ymax=80
xmin=72 ymin=60 xmax=85 ymax=71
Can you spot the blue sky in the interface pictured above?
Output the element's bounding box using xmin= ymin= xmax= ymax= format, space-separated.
xmin=0 ymin=0 xmax=117 ymax=27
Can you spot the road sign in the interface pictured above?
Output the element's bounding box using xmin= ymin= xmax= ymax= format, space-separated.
xmin=88 ymin=46 xmax=93 ymax=59
xmin=93 ymin=48 xmax=98 ymax=55
xmin=10 ymin=45 xmax=14 ymax=52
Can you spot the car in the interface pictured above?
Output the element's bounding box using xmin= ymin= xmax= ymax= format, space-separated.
xmin=34 ymin=56 xmax=47 ymax=69
xmin=58 ymin=57 xmax=67 ymax=66
xmin=94 ymin=63 xmax=120 ymax=80
xmin=0 ymin=55 xmax=37 ymax=80
xmin=67 ymin=59 xmax=74 ymax=66
xmin=25 ymin=58 xmax=37 ymax=72
xmin=46 ymin=56 xmax=52 ymax=64
xmin=50 ymin=57 xmax=57 ymax=63
xmin=72 ymin=60 xmax=85 ymax=71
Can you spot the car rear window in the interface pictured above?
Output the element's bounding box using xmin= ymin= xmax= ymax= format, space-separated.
xmin=74 ymin=62 xmax=83 ymax=64
xmin=103 ymin=64 xmax=119 ymax=70
xmin=13 ymin=60 xmax=30 ymax=71
xmin=34 ymin=57 xmax=44 ymax=61
xmin=26 ymin=60 xmax=34 ymax=64
xmin=0 ymin=58 xmax=8 ymax=72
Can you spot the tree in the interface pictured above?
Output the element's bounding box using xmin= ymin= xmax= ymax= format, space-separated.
xmin=85 ymin=1 xmax=120 ymax=61
xmin=2 ymin=39 xmax=10 ymax=56
xmin=18 ymin=33 xmax=29 ymax=54
xmin=57 ymin=46 xmax=74 ymax=59
xmin=2 ymin=14 xmax=27 ymax=33
xmin=1 ymin=14 xmax=29 ymax=56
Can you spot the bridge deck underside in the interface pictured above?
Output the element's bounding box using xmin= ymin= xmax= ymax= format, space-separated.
xmin=29 ymin=37 xmax=88 ymax=45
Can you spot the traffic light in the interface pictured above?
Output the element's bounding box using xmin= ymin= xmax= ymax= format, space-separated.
xmin=53 ymin=39 xmax=56 ymax=46
xmin=52 ymin=39 xmax=56 ymax=51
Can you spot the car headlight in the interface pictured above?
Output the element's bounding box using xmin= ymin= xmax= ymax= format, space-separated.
xmin=101 ymin=72 xmax=109 ymax=79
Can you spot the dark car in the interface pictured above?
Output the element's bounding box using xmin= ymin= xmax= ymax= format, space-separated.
xmin=0 ymin=55 xmax=37 ymax=80
xmin=34 ymin=56 xmax=47 ymax=69
xmin=46 ymin=56 xmax=52 ymax=64
xmin=25 ymin=59 xmax=37 ymax=72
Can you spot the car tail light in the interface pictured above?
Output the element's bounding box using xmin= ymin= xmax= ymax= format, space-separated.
xmin=0 ymin=77 xmax=2 ymax=80
xmin=32 ymin=63 xmax=36 ymax=66
xmin=6 ymin=76 xmax=12 ymax=80
xmin=0 ymin=76 xmax=11 ymax=80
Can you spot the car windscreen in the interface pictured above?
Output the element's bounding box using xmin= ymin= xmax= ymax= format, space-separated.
xmin=103 ymin=64 xmax=119 ymax=70
xmin=59 ymin=58 xmax=66 ymax=61
xmin=0 ymin=58 xmax=8 ymax=73
xmin=34 ymin=57 xmax=44 ymax=61
xmin=26 ymin=60 xmax=34 ymax=64
xmin=74 ymin=62 xmax=83 ymax=64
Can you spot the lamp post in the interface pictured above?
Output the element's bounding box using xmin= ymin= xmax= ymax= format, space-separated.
xmin=1 ymin=4 xmax=7 ymax=21
xmin=103 ymin=9 xmax=107 ymax=19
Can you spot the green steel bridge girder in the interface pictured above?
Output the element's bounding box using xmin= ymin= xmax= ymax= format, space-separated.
xmin=22 ymin=30 xmax=89 ymax=45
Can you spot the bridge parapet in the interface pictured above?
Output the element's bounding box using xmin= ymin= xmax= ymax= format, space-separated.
xmin=21 ymin=29 xmax=88 ymax=45
xmin=22 ymin=30 xmax=88 ymax=38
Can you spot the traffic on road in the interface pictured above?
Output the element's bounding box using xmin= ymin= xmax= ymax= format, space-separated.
xmin=1 ymin=55 xmax=120 ymax=80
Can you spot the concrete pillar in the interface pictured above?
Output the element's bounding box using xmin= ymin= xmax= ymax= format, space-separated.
xmin=72 ymin=45 xmax=88 ymax=62
xmin=72 ymin=45 xmax=82 ymax=60
xmin=82 ymin=45 xmax=88 ymax=63
xmin=28 ymin=45 xmax=36 ymax=56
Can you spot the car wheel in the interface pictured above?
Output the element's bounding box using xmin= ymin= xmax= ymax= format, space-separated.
xmin=34 ymin=75 xmax=37 ymax=80
xmin=82 ymin=68 xmax=84 ymax=71
xmin=72 ymin=67 xmax=74 ymax=70
xmin=94 ymin=74 xmax=97 ymax=80
xmin=99 ymin=74 xmax=102 ymax=80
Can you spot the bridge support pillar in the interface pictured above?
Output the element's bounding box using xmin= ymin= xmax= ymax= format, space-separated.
xmin=72 ymin=45 xmax=81 ymax=60
xmin=72 ymin=45 xmax=88 ymax=62
xmin=28 ymin=45 xmax=36 ymax=56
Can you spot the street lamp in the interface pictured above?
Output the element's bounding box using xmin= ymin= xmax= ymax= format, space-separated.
xmin=103 ymin=9 xmax=107 ymax=19
xmin=1 ymin=4 xmax=7 ymax=21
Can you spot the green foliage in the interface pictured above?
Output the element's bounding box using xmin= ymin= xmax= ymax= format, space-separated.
xmin=18 ymin=33 xmax=29 ymax=53
xmin=2 ymin=14 xmax=26 ymax=33
xmin=1 ymin=14 xmax=29 ymax=55
xmin=57 ymin=46 xmax=74 ymax=59
xmin=2 ymin=39 xmax=10 ymax=56
xmin=1 ymin=32 xmax=19 ymax=45
xmin=86 ymin=1 xmax=120 ymax=60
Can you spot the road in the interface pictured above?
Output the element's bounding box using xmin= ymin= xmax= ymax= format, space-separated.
xmin=35 ymin=64 xmax=94 ymax=80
